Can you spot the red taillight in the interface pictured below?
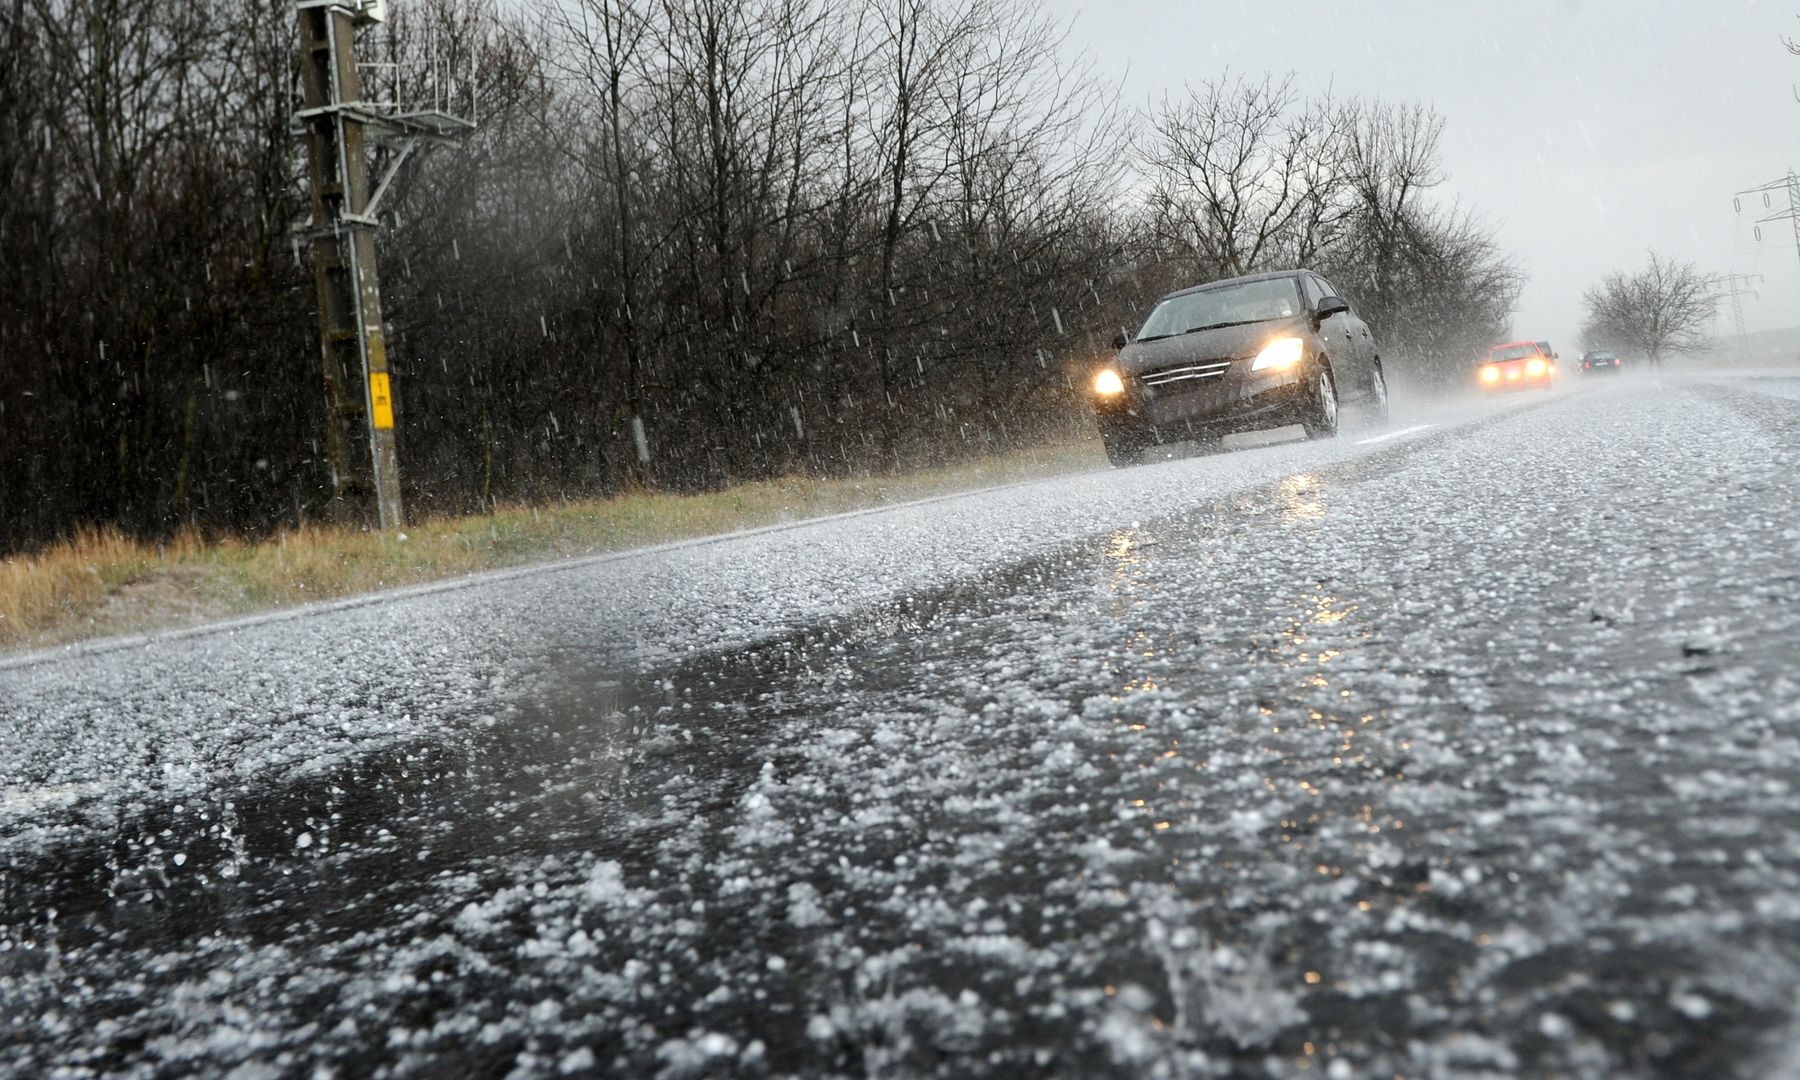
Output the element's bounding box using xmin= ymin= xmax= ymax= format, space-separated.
xmin=1614 ymin=359 xmax=1621 ymax=367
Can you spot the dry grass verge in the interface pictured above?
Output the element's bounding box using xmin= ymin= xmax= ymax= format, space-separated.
xmin=0 ymin=440 xmax=1102 ymax=653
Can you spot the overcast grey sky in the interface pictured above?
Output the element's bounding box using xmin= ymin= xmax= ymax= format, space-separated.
xmin=1048 ymin=0 xmax=1800 ymax=350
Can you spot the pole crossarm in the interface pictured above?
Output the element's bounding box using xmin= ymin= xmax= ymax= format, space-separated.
xmin=1736 ymin=176 xmax=1793 ymax=197
xmin=293 ymin=103 xmax=474 ymax=142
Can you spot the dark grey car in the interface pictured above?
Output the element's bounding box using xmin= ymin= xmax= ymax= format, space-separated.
xmin=1090 ymin=270 xmax=1388 ymax=466
xmin=1580 ymin=349 xmax=1625 ymax=374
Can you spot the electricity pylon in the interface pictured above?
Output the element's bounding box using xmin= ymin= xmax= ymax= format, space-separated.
xmin=1720 ymin=272 xmax=1761 ymax=357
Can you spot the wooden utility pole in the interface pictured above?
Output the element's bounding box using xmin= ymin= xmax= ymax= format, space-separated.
xmin=295 ymin=0 xmax=471 ymax=529
xmin=296 ymin=0 xmax=404 ymax=528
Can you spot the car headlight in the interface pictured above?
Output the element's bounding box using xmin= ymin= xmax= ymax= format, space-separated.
xmin=1094 ymin=368 xmax=1125 ymax=396
xmin=1480 ymin=366 xmax=1500 ymax=383
xmin=1251 ymin=337 xmax=1305 ymax=372
xmin=1526 ymin=358 xmax=1547 ymax=376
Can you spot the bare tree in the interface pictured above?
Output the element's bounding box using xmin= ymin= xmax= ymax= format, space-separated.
xmin=1323 ymin=199 xmax=1521 ymax=384
xmin=541 ymin=0 xmax=654 ymax=476
xmin=1141 ymin=73 xmax=1350 ymax=280
xmin=1339 ymin=101 xmax=1445 ymax=311
xmin=1580 ymin=252 xmax=1719 ymax=366
xmin=862 ymin=0 xmax=973 ymax=418
xmin=1322 ymin=101 xmax=1521 ymax=385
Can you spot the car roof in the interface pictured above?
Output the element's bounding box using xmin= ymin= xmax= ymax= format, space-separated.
xmin=1159 ymin=269 xmax=1306 ymax=301
xmin=1489 ymin=340 xmax=1542 ymax=351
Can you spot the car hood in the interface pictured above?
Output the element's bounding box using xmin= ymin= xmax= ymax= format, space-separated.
xmin=1118 ymin=317 xmax=1310 ymax=376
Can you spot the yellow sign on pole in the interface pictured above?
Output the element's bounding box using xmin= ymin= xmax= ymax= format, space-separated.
xmin=369 ymin=371 xmax=395 ymax=430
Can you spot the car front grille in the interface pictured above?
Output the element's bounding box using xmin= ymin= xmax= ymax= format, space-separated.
xmin=1140 ymin=359 xmax=1235 ymax=390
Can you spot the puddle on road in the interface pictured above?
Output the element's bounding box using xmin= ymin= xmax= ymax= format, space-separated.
xmin=1 ymin=677 xmax=645 ymax=956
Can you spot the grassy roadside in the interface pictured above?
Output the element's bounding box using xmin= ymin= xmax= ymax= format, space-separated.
xmin=0 ymin=440 xmax=1104 ymax=655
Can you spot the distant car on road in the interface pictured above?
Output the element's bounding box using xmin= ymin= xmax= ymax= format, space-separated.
xmin=1580 ymin=349 xmax=1625 ymax=374
xmin=1479 ymin=340 xmax=1556 ymax=392
xmin=1091 ymin=269 xmax=1388 ymax=466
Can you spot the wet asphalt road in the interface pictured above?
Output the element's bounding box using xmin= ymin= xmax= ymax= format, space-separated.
xmin=4 ymin=374 xmax=1800 ymax=1078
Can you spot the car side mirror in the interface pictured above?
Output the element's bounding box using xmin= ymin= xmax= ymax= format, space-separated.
xmin=1112 ymin=330 xmax=1131 ymax=350
xmin=1315 ymin=296 xmax=1350 ymax=321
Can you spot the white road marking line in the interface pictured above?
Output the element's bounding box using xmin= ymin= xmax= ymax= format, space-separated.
xmin=1357 ymin=423 xmax=1435 ymax=445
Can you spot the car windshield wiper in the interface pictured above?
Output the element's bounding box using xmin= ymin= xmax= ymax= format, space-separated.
xmin=1136 ymin=318 xmax=1274 ymax=343
xmin=1181 ymin=319 xmax=1268 ymax=334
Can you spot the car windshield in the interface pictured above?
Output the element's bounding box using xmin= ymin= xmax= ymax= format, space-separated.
xmin=1137 ymin=278 xmax=1303 ymax=341
xmin=1489 ymin=343 xmax=1540 ymax=361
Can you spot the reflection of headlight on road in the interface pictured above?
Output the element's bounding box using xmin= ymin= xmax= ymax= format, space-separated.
xmin=1094 ymin=368 xmax=1125 ymax=396
xmin=1526 ymin=358 xmax=1547 ymax=376
xmin=1480 ymin=366 xmax=1500 ymax=383
xmin=1251 ymin=337 xmax=1305 ymax=371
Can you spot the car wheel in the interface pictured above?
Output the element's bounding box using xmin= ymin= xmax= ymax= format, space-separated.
xmin=1102 ymin=430 xmax=1146 ymax=467
xmin=1302 ymin=365 xmax=1339 ymax=439
xmin=1364 ymin=362 xmax=1390 ymax=426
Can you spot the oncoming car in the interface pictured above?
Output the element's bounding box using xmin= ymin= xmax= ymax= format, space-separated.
xmin=1478 ymin=340 xmax=1556 ymax=392
xmin=1090 ymin=270 xmax=1388 ymax=466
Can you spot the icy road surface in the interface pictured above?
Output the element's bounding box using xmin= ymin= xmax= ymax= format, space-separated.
xmin=4 ymin=375 xmax=1800 ymax=1078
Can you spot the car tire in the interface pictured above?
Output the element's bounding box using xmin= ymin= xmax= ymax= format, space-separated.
xmin=1102 ymin=430 xmax=1147 ymax=467
xmin=1301 ymin=364 xmax=1339 ymax=440
xmin=1363 ymin=362 xmax=1390 ymax=426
